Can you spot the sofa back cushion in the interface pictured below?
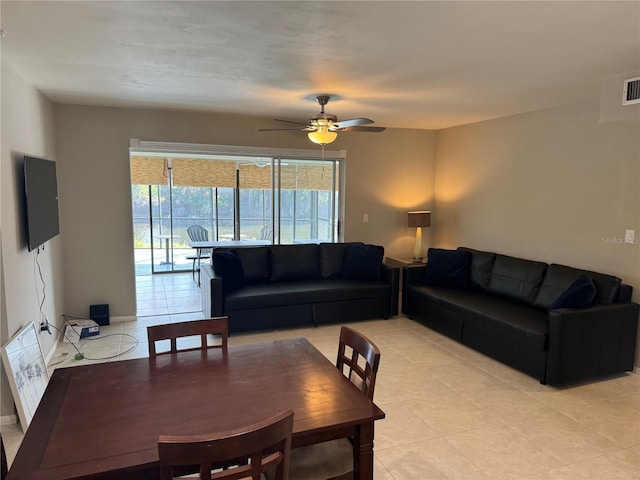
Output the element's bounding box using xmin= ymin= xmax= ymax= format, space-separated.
xmin=212 ymin=250 xmax=245 ymax=294
xmin=270 ymin=244 xmax=320 ymax=282
xmin=458 ymin=247 xmax=496 ymax=290
xmin=233 ymin=247 xmax=270 ymax=284
xmin=424 ymin=248 xmax=471 ymax=289
xmin=534 ymin=263 xmax=622 ymax=309
xmin=319 ymin=243 xmax=350 ymax=279
xmin=342 ymin=243 xmax=384 ymax=281
xmin=486 ymin=254 xmax=548 ymax=306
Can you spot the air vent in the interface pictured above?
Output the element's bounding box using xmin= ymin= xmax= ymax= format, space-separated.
xmin=622 ymin=77 xmax=640 ymax=105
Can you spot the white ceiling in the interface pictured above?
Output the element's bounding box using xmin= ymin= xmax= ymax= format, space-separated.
xmin=1 ymin=1 xmax=639 ymax=130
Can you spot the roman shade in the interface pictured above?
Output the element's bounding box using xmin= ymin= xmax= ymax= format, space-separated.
xmin=130 ymin=156 xmax=168 ymax=185
xmin=172 ymin=158 xmax=237 ymax=188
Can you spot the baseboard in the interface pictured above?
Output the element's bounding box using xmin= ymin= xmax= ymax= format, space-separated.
xmin=44 ymin=342 xmax=58 ymax=365
xmin=110 ymin=315 xmax=137 ymax=323
xmin=1 ymin=414 xmax=18 ymax=426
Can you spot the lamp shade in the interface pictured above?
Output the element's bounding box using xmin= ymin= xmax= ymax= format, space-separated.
xmin=408 ymin=211 xmax=431 ymax=228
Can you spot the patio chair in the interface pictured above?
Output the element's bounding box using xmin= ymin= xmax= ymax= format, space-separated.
xmin=187 ymin=225 xmax=212 ymax=282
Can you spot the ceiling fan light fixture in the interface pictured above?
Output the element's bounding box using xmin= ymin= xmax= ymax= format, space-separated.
xmin=307 ymin=128 xmax=337 ymax=145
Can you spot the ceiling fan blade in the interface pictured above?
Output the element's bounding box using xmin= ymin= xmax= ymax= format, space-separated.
xmin=274 ymin=118 xmax=310 ymax=127
xmin=333 ymin=118 xmax=374 ymax=129
xmin=337 ymin=126 xmax=386 ymax=133
xmin=258 ymin=127 xmax=309 ymax=132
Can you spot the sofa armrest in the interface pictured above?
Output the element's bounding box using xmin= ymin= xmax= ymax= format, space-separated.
xmin=546 ymin=302 xmax=640 ymax=385
xmin=402 ymin=265 xmax=426 ymax=314
xmin=403 ymin=265 xmax=426 ymax=285
xmin=382 ymin=264 xmax=400 ymax=316
xmin=201 ymin=264 xmax=225 ymax=317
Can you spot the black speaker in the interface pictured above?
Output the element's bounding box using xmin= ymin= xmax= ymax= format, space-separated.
xmin=89 ymin=304 xmax=110 ymax=326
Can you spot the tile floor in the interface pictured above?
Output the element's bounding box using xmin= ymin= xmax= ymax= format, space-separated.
xmin=2 ymin=273 xmax=639 ymax=479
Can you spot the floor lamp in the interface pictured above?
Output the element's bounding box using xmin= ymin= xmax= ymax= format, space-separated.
xmin=408 ymin=211 xmax=431 ymax=262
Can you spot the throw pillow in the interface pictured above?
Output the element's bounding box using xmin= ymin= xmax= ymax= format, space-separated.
xmin=424 ymin=248 xmax=471 ymax=289
xmin=212 ymin=250 xmax=245 ymax=294
xmin=550 ymin=274 xmax=596 ymax=310
xmin=342 ymin=243 xmax=384 ymax=281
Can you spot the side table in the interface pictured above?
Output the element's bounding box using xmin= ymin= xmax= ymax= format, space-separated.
xmin=385 ymin=257 xmax=426 ymax=268
xmin=384 ymin=257 xmax=426 ymax=314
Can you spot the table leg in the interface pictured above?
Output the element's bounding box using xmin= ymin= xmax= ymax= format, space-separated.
xmin=196 ymin=249 xmax=202 ymax=287
xmin=160 ymin=239 xmax=171 ymax=265
xmin=353 ymin=421 xmax=375 ymax=480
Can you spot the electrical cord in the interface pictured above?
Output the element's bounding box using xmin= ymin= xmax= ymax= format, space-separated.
xmin=48 ymin=315 xmax=140 ymax=362
xmin=34 ymin=247 xmax=50 ymax=332
xmin=33 ymin=247 xmax=140 ymax=363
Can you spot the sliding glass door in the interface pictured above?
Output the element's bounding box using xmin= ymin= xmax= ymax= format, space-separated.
xmin=130 ymin=145 xmax=344 ymax=276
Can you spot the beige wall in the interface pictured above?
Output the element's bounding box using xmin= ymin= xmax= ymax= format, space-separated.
xmin=54 ymin=105 xmax=436 ymax=318
xmin=1 ymin=64 xmax=63 ymax=418
xmin=434 ymin=99 xmax=640 ymax=364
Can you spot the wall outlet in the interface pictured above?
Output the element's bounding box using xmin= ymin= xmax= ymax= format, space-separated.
xmin=625 ymin=229 xmax=635 ymax=244
xmin=363 ymin=213 xmax=369 ymax=223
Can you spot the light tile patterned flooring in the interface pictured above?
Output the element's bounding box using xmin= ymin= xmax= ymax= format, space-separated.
xmin=2 ymin=273 xmax=640 ymax=479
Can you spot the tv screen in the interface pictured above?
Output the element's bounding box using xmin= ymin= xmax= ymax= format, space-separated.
xmin=24 ymin=156 xmax=60 ymax=251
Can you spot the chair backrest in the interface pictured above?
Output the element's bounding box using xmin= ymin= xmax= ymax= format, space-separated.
xmin=188 ymin=225 xmax=209 ymax=242
xmin=259 ymin=225 xmax=273 ymax=241
xmin=158 ymin=408 xmax=294 ymax=480
xmin=147 ymin=317 xmax=228 ymax=357
xmin=188 ymin=225 xmax=212 ymax=256
xmin=336 ymin=326 xmax=381 ymax=400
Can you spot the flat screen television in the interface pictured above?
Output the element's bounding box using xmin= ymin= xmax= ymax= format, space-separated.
xmin=24 ymin=156 xmax=60 ymax=251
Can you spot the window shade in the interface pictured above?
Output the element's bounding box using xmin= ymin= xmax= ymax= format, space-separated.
xmin=130 ymin=156 xmax=168 ymax=185
xmin=281 ymin=165 xmax=333 ymax=190
xmin=172 ymin=158 xmax=237 ymax=188
xmin=239 ymin=164 xmax=272 ymax=190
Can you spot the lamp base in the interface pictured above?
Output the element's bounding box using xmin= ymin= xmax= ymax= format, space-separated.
xmin=412 ymin=227 xmax=424 ymax=262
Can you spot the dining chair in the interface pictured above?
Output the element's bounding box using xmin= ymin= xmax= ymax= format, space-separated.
xmin=158 ymin=408 xmax=294 ymax=480
xmin=147 ymin=317 xmax=228 ymax=357
xmin=336 ymin=326 xmax=381 ymax=401
xmin=285 ymin=327 xmax=381 ymax=480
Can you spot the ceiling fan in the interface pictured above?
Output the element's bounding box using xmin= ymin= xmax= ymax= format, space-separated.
xmin=259 ymin=95 xmax=385 ymax=145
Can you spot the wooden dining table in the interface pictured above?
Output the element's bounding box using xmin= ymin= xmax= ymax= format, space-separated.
xmin=7 ymin=337 xmax=385 ymax=480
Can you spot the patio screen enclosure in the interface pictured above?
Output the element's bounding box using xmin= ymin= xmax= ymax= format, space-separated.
xmin=130 ymin=141 xmax=345 ymax=275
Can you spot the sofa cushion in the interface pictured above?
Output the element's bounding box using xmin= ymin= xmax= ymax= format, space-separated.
xmin=412 ymin=285 xmax=548 ymax=350
xmin=550 ymin=274 xmax=596 ymax=310
xmin=424 ymin=248 xmax=471 ymax=289
xmin=270 ymin=244 xmax=320 ymax=282
xmin=342 ymin=243 xmax=384 ymax=281
xmin=487 ymin=255 xmax=548 ymax=306
xmin=212 ymin=250 xmax=245 ymax=294
xmin=225 ymin=279 xmax=389 ymax=311
xmin=534 ymin=263 xmax=622 ymax=309
xmin=319 ymin=243 xmax=350 ymax=279
xmin=233 ymin=247 xmax=270 ymax=284
xmin=458 ymin=247 xmax=496 ymax=290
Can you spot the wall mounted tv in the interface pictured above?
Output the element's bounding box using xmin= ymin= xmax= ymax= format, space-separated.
xmin=24 ymin=155 xmax=60 ymax=251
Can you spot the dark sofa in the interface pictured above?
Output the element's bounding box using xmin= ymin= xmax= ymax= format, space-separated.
xmin=403 ymin=247 xmax=639 ymax=386
xmin=200 ymin=242 xmax=399 ymax=333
